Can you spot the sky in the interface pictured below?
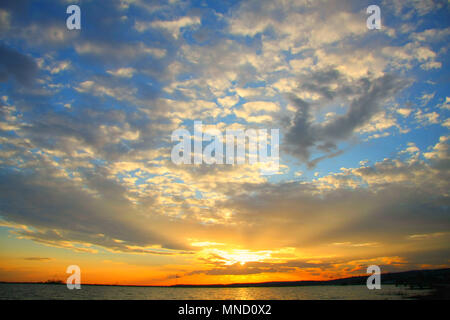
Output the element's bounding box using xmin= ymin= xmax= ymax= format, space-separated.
xmin=0 ymin=0 xmax=449 ymax=286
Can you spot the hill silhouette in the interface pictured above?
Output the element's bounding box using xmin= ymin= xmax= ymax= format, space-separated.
xmin=172 ymin=268 xmax=450 ymax=289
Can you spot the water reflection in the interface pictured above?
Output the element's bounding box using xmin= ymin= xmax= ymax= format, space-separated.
xmin=0 ymin=284 xmax=433 ymax=300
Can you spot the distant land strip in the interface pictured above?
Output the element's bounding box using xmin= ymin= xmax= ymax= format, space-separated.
xmin=1 ymin=268 xmax=449 ymax=288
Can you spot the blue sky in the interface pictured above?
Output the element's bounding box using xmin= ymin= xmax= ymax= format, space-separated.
xmin=0 ymin=0 xmax=449 ymax=285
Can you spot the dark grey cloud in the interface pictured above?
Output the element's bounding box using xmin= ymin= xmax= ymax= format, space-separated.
xmin=187 ymin=255 xmax=413 ymax=277
xmin=0 ymin=44 xmax=38 ymax=86
xmin=17 ymin=97 xmax=170 ymax=162
xmin=215 ymin=147 xmax=450 ymax=251
xmin=0 ymin=169 xmax=189 ymax=252
xmin=285 ymin=70 xmax=410 ymax=166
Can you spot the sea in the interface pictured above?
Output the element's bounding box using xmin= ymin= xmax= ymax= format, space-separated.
xmin=0 ymin=283 xmax=433 ymax=300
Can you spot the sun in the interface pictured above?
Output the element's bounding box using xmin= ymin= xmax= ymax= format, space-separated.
xmin=218 ymin=249 xmax=272 ymax=266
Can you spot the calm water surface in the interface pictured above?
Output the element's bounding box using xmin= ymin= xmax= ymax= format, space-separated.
xmin=0 ymin=283 xmax=432 ymax=300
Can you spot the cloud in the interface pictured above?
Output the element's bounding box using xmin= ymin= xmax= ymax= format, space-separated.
xmin=410 ymin=27 xmax=450 ymax=42
xmin=408 ymin=232 xmax=449 ymax=240
xmin=421 ymin=61 xmax=442 ymax=70
xmin=136 ymin=16 xmax=201 ymax=39
xmin=397 ymin=108 xmax=412 ymax=117
xmin=284 ymin=71 xmax=410 ymax=164
xmin=0 ymin=9 xmax=10 ymax=31
xmin=23 ymin=257 xmax=52 ymax=261
xmin=75 ymin=41 xmax=166 ymax=60
xmin=74 ymin=80 xmax=137 ymax=101
xmin=187 ymin=254 xmax=414 ymax=278
xmin=0 ymin=45 xmax=38 ymax=86
xmin=384 ymin=0 xmax=445 ymax=17
xmin=107 ymin=67 xmax=136 ymax=78
xmin=234 ymin=101 xmax=280 ymax=123
xmin=415 ymin=110 xmax=440 ymax=126
xmin=0 ymin=169 xmax=190 ymax=253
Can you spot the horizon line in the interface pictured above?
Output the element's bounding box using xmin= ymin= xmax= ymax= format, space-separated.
xmin=1 ymin=267 xmax=448 ymax=288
